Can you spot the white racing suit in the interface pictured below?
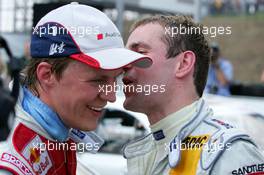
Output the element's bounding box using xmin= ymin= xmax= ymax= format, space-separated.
xmin=0 ymin=86 xmax=104 ymax=175
xmin=123 ymin=99 xmax=264 ymax=175
xmin=0 ymin=88 xmax=77 ymax=175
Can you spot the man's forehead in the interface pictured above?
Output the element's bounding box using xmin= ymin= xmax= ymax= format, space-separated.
xmin=127 ymin=24 xmax=164 ymax=47
xmin=132 ymin=23 xmax=164 ymax=36
xmin=127 ymin=41 xmax=151 ymax=49
xmin=69 ymin=61 xmax=122 ymax=79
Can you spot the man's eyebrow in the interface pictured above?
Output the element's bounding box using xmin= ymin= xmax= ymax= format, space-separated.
xmin=93 ymin=75 xmax=108 ymax=80
xmin=129 ymin=42 xmax=151 ymax=50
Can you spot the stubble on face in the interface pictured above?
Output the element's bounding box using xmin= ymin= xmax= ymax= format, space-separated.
xmin=124 ymin=23 xmax=172 ymax=115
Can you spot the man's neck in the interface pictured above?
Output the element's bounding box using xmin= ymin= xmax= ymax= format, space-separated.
xmin=147 ymin=94 xmax=199 ymax=125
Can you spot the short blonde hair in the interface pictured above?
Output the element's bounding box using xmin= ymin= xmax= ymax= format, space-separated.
xmin=21 ymin=57 xmax=74 ymax=96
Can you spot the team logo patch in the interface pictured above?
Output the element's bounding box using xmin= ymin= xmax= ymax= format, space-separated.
xmin=181 ymin=135 xmax=209 ymax=149
xmin=97 ymin=33 xmax=103 ymax=40
xmin=22 ymin=135 xmax=52 ymax=175
xmin=169 ymin=135 xmax=210 ymax=174
xmin=1 ymin=153 xmax=33 ymax=175
xmin=232 ymin=164 xmax=264 ymax=175
xmin=211 ymin=118 xmax=233 ymax=129
xmin=153 ymin=130 xmax=165 ymax=141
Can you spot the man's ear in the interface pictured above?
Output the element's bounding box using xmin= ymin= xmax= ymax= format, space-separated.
xmin=174 ymin=51 xmax=196 ymax=78
xmin=36 ymin=62 xmax=55 ymax=89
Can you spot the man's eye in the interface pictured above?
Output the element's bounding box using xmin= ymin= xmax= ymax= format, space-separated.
xmin=92 ymin=79 xmax=104 ymax=83
xmin=137 ymin=50 xmax=147 ymax=54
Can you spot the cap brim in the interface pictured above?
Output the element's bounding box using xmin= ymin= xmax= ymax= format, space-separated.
xmin=70 ymin=48 xmax=152 ymax=70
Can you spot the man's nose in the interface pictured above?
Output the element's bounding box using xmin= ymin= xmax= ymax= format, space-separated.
xmin=100 ymin=84 xmax=117 ymax=103
xmin=123 ymin=64 xmax=133 ymax=72
xmin=106 ymin=90 xmax=116 ymax=103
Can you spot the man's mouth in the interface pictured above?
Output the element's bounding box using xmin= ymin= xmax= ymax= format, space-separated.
xmin=122 ymin=76 xmax=137 ymax=96
xmin=122 ymin=76 xmax=135 ymax=85
xmin=87 ymin=106 xmax=104 ymax=112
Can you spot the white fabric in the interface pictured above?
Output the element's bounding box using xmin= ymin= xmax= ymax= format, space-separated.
xmin=35 ymin=2 xmax=152 ymax=69
xmin=86 ymin=48 xmax=152 ymax=69
xmin=123 ymin=98 xmax=264 ymax=175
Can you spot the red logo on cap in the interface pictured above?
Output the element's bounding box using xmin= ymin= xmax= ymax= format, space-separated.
xmin=97 ymin=33 xmax=103 ymax=40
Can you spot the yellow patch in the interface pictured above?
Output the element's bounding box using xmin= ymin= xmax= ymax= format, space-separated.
xmin=169 ymin=135 xmax=210 ymax=175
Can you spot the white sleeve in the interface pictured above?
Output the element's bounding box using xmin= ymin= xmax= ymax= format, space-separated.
xmin=211 ymin=140 xmax=264 ymax=175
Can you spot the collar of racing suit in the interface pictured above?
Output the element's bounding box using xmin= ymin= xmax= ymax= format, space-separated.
xmin=150 ymin=99 xmax=199 ymax=144
xmin=123 ymin=98 xmax=212 ymax=162
xmin=11 ymin=86 xmax=104 ymax=154
xmin=150 ymin=99 xmax=212 ymax=168
xmin=21 ymin=86 xmax=69 ymax=142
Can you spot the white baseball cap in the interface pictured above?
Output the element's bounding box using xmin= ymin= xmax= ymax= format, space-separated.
xmin=30 ymin=2 xmax=152 ymax=69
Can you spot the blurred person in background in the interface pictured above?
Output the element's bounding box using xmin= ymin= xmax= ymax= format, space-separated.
xmin=261 ymin=70 xmax=264 ymax=83
xmin=0 ymin=2 xmax=151 ymax=175
xmin=0 ymin=57 xmax=5 ymax=80
xmin=19 ymin=41 xmax=31 ymax=68
xmin=0 ymin=57 xmax=10 ymax=141
xmin=205 ymin=42 xmax=233 ymax=96
xmin=0 ymin=51 xmax=9 ymax=86
xmin=0 ymin=37 xmax=14 ymax=142
xmin=122 ymin=15 xmax=264 ymax=175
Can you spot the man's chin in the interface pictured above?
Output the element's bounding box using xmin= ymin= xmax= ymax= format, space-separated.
xmin=77 ymin=125 xmax=97 ymax=132
xmin=123 ymin=98 xmax=132 ymax=110
xmin=72 ymin=120 xmax=98 ymax=131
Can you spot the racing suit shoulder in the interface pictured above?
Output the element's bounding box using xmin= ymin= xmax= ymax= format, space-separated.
xmin=0 ymin=134 xmax=34 ymax=175
xmin=0 ymin=89 xmax=77 ymax=175
xmin=210 ymin=140 xmax=264 ymax=175
xmin=196 ymin=117 xmax=264 ymax=175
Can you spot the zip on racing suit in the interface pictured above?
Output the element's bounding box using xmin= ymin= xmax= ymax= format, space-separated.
xmin=123 ymin=99 xmax=264 ymax=175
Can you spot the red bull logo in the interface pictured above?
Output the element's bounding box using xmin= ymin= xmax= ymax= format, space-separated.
xmin=29 ymin=148 xmax=41 ymax=164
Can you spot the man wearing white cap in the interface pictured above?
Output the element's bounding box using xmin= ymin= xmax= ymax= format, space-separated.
xmin=0 ymin=2 xmax=151 ymax=175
